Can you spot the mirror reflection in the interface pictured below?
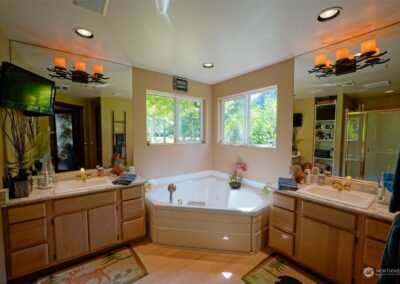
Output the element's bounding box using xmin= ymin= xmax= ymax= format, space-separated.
xmin=293 ymin=24 xmax=400 ymax=182
xmin=9 ymin=41 xmax=133 ymax=172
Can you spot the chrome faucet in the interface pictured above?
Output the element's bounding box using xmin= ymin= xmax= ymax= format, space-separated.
xmin=168 ymin=183 xmax=176 ymax=204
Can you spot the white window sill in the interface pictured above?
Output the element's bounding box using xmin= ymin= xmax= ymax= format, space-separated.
xmin=147 ymin=142 xmax=205 ymax=146
xmin=218 ymin=142 xmax=276 ymax=149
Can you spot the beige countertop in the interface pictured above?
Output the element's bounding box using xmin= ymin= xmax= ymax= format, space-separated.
xmin=273 ymin=187 xmax=396 ymax=222
xmin=2 ymin=175 xmax=147 ymax=208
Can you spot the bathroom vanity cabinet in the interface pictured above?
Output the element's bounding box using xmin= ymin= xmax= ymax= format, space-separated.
xmin=2 ymin=184 xmax=145 ymax=280
xmin=269 ymin=192 xmax=391 ymax=284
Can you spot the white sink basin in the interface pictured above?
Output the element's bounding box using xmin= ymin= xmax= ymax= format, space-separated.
xmin=298 ymin=184 xmax=376 ymax=209
xmin=54 ymin=176 xmax=113 ymax=194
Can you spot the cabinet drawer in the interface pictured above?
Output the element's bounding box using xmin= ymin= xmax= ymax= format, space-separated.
xmin=302 ymin=200 xmax=356 ymax=231
xmin=122 ymin=217 xmax=145 ymax=241
xmin=54 ymin=191 xmax=116 ymax=215
xmin=269 ymin=226 xmax=294 ymax=256
xmin=365 ymin=218 xmax=391 ymax=242
xmin=364 ymin=238 xmax=385 ymax=268
xmin=10 ymin=244 xmax=49 ymax=277
xmin=273 ymin=193 xmax=296 ymax=211
xmin=7 ymin=203 xmax=46 ymax=224
xmin=270 ymin=206 xmax=296 ymax=234
xmin=122 ymin=198 xmax=144 ymax=220
xmin=8 ymin=218 xmax=47 ymax=251
xmin=122 ymin=186 xmax=143 ymax=201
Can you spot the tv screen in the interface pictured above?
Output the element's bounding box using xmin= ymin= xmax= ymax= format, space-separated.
xmin=0 ymin=62 xmax=56 ymax=115
xmin=293 ymin=113 xmax=302 ymax=127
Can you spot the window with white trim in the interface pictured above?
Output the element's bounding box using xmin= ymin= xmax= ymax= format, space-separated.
xmin=220 ymin=86 xmax=277 ymax=147
xmin=146 ymin=91 xmax=203 ymax=144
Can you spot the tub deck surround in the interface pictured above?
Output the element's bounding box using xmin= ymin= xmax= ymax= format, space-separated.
xmin=145 ymin=171 xmax=271 ymax=253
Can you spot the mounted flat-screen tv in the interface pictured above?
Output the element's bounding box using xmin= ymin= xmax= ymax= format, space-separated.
xmin=0 ymin=62 xmax=56 ymax=116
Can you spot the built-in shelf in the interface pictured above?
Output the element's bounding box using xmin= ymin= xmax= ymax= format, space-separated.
xmin=315 ymin=157 xmax=333 ymax=161
xmin=313 ymin=102 xmax=337 ymax=173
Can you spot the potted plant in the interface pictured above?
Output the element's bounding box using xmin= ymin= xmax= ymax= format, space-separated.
xmin=3 ymin=109 xmax=52 ymax=198
xmin=229 ymin=159 xmax=247 ymax=189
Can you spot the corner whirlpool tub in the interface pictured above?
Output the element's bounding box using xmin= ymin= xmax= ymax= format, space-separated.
xmin=145 ymin=172 xmax=271 ymax=252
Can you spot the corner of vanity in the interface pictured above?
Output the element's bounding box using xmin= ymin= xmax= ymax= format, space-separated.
xmin=0 ymin=176 xmax=147 ymax=281
xmin=269 ymin=189 xmax=394 ymax=284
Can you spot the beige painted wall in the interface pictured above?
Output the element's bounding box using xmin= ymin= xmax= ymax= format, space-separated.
xmin=293 ymin=98 xmax=314 ymax=163
xmin=133 ymin=67 xmax=213 ymax=179
xmin=354 ymin=94 xmax=400 ymax=110
xmin=101 ymin=96 xmax=133 ymax=167
xmin=212 ymin=59 xmax=294 ymax=184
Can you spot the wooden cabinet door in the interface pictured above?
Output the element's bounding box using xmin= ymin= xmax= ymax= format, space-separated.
xmin=298 ymin=217 xmax=355 ymax=284
xmin=88 ymin=204 xmax=118 ymax=250
xmin=54 ymin=211 xmax=89 ymax=261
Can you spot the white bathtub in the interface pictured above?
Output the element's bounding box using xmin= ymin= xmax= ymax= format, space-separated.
xmin=145 ymin=173 xmax=271 ymax=252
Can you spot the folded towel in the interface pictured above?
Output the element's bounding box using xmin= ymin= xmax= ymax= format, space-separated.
xmin=389 ymin=152 xmax=400 ymax=213
xmin=112 ymin=174 xmax=137 ymax=185
xmin=278 ymin=177 xmax=298 ymax=191
xmin=378 ymin=214 xmax=400 ymax=284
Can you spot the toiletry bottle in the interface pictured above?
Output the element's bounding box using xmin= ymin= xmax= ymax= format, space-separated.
xmin=304 ymin=169 xmax=311 ymax=185
xmin=318 ymin=174 xmax=325 ymax=186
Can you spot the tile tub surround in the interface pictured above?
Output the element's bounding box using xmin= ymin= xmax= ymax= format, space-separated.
xmin=145 ymin=171 xmax=271 ymax=253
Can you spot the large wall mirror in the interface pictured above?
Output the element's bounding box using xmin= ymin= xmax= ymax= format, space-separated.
xmin=8 ymin=41 xmax=133 ymax=172
xmin=293 ymin=23 xmax=400 ymax=182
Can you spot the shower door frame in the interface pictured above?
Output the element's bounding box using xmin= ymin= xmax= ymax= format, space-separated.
xmin=342 ymin=108 xmax=400 ymax=180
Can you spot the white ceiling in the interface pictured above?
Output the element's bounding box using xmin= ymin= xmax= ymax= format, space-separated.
xmin=294 ymin=23 xmax=400 ymax=100
xmin=0 ymin=0 xmax=400 ymax=84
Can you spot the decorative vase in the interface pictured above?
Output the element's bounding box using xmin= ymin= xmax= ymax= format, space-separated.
xmin=10 ymin=169 xmax=30 ymax=199
xmin=229 ymin=181 xmax=242 ymax=189
xmin=229 ymin=175 xmax=242 ymax=189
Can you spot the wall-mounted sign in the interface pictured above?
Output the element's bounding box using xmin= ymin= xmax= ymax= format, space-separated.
xmin=173 ymin=76 xmax=188 ymax=92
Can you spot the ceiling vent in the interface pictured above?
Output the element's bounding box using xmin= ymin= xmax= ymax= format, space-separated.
xmin=363 ymin=81 xmax=391 ymax=89
xmin=55 ymin=84 xmax=70 ymax=91
xmin=73 ymin=0 xmax=109 ymax=15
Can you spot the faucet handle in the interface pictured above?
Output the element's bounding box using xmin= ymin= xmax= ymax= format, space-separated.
xmin=168 ymin=183 xmax=176 ymax=192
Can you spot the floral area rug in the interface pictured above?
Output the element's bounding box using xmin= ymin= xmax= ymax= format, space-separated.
xmin=36 ymin=246 xmax=147 ymax=284
xmin=242 ymin=254 xmax=325 ymax=284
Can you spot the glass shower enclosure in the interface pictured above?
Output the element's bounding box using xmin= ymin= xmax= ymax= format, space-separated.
xmin=343 ymin=109 xmax=400 ymax=182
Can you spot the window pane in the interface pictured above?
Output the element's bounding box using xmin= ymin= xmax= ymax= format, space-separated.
xmin=223 ymin=97 xmax=245 ymax=143
xmin=178 ymin=99 xmax=202 ymax=142
xmin=146 ymin=94 xmax=175 ymax=143
xmin=249 ymin=88 xmax=277 ymax=146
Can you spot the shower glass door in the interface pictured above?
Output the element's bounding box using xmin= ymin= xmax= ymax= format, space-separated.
xmin=344 ymin=112 xmax=365 ymax=180
xmin=364 ymin=110 xmax=400 ymax=181
xmin=344 ymin=109 xmax=400 ymax=182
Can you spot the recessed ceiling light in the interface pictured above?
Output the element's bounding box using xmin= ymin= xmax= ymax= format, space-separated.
xmin=74 ymin=27 xmax=94 ymax=39
xmin=384 ymin=90 xmax=395 ymax=94
xmin=317 ymin=7 xmax=342 ymax=22
xmin=203 ymin=63 xmax=214 ymax=68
